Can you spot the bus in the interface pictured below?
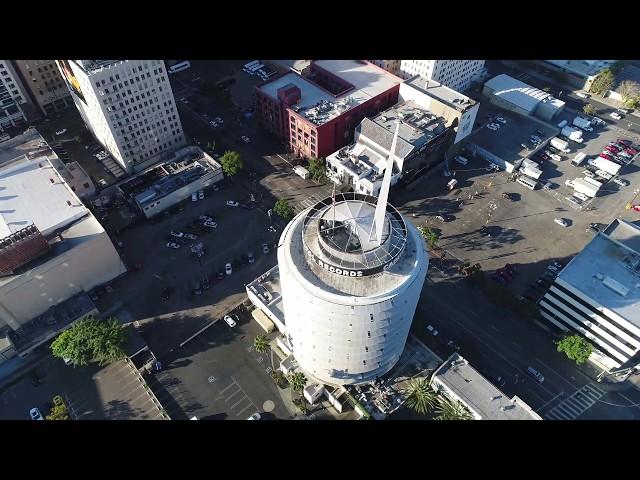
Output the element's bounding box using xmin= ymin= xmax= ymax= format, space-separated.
xmin=168 ymin=61 xmax=191 ymax=74
xmin=516 ymin=175 xmax=538 ymax=190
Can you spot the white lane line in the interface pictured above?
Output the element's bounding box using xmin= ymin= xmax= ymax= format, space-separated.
xmin=536 ymin=391 xmax=565 ymax=412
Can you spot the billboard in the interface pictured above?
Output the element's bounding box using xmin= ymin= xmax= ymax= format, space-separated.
xmin=57 ymin=60 xmax=86 ymax=105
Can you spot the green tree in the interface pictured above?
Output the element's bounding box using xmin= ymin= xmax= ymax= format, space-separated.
xmin=582 ymin=104 xmax=595 ymax=116
xmin=434 ymin=395 xmax=474 ymax=420
xmin=307 ymin=157 xmax=327 ymax=183
xmin=46 ymin=404 xmax=70 ymax=420
xmin=254 ymin=334 xmax=270 ymax=354
xmin=404 ymin=378 xmax=439 ymax=416
xmin=418 ymin=226 xmax=440 ymax=250
xmin=619 ymin=80 xmax=640 ymax=109
xmin=287 ymin=372 xmax=307 ymax=394
xmin=274 ymin=198 xmax=294 ymax=220
xmin=51 ymin=317 xmax=125 ymax=367
xmin=555 ymin=335 xmax=594 ymax=365
xmin=220 ymin=150 xmax=243 ymax=177
xmin=589 ymin=69 xmax=615 ymax=96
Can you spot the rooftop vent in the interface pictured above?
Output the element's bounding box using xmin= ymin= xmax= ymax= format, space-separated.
xmin=603 ymin=276 xmax=629 ymax=297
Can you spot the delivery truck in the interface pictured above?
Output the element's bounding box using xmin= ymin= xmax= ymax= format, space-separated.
xmin=572 ymin=178 xmax=600 ymax=198
xmin=561 ymin=126 xmax=584 ymax=143
xmin=573 ymin=117 xmax=594 ymax=132
xmin=551 ymin=137 xmax=571 ymax=153
xmin=588 ymin=156 xmax=621 ymax=175
xmin=572 ymin=152 xmax=587 ymax=166
xmin=583 ymin=176 xmax=603 ymax=188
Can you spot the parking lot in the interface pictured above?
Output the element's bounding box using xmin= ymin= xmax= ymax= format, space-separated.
xmin=146 ymin=305 xmax=291 ymax=420
xmin=0 ymin=355 xmax=165 ymax=420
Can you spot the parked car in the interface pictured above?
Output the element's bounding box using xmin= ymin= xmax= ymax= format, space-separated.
xmin=262 ymin=243 xmax=270 ymax=254
xmin=426 ymin=324 xmax=439 ymax=336
xmin=487 ymin=124 xmax=499 ymax=131
xmin=610 ymin=112 xmax=622 ymax=120
xmin=247 ymin=412 xmax=261 ymax=420
xmin=574 ymin=192 xmax=589 ymax=202
xmin=225 ymin=262 xmax=232 ymax=275
xmin=198 ymin=190 xmax=205 ymax=200
xmin=435 ymin=214 xmax=451 ymax=222
xmin=554 ymin=218 xmax=569 ymax=227
xmin=495 ymin=117 xmax=507 ymax=124
xmin=55 ymin=129 xmax=67 ymax=135
xmin=247 ymin=252 xmax=255 ymax=264
xmin=599 ymin=153 xmax=614 ymax=161
xmin=527 ymin=366 xmax=545 ymax=383
xmin=626 ymin=147 xmax=638 ymax=156
xmin=614 ymin=177 xmax=630 ymax=187
xmin=542 ymin=181 xmax=554 ymax=191
xmin=241 ymin=135 xmax=251 ymax=143
xmin=63 ymin=357 xmax=73 ymax=366
xmin=589 ymin=223 xmax=601 ymax=233
xmin=617 ymin=138 xmax=633 ymax=147
xmin=30 ymin=408 xmax=44 ymax=420
xmin=604 ymin=145 xmax=620 ymax=154
xmin=226 ymin=200 xmax=239 ymax=207
xmin=224 ymin=314 xmax=237 ymax=327
xmin=166 ymin=242 xmax=180 ymax=249
xmin=191 ymin=192 xmax=198 ymax=202
xmin=491 ymin=273 xmax=507 ymax=285
xmin=52 ymin=395 xmax=65 ymax=410
xmin=576 ymin=92 xmax=589 ymax=98
xmin=161 ymin=287 xmax=171 ymax=301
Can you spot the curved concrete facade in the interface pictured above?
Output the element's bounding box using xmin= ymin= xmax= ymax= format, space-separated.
xmin=278 ymin=206 xmax=428 ymax=385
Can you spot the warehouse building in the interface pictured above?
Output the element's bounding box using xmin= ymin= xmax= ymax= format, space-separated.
xmin=483 ymin=74 xmax=565 ymax=121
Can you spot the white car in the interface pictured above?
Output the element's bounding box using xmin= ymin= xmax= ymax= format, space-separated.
xmin=487 ymin=124 xmax=499 ymax=131
xmin=170 ymin=231 xmax=184 ymax=239
xmin=191 ymin=192 xmax=198 ymax=202
xmin=426 ymin=324 xmax=439 ymax=336
xmin=241 ymin=135 xmax=251 ymax=144
xmin=226 ymin=200 xmax=239 ymax=207
xmin=576 ymin=92 xmax=589 ymax=99
xmin=198 ymin=190 xmax=204 ymax=200
xmin=247 ymin=412 xmax=261 ymax=420
xmin=488 ymin=123 xmax=501 ymax=129
xmin=223 ymin=314 xmax=237 ymax=327
xmin=554 ymin=218 xmax=569 ymax=227
xmin=225 ymin=262 xmax=232 ymax=275
xmin=614 ymin=177 xmax=630 ymax=187
xmin=166 ymin=242 xmax=180 ymax=249
xmin=495 ymin=117 xmax=507 ymax=124
xmin=574 ymin=192 xmax=589 ymax=202
xmin=63 ymin=357 xmax=73 ymax=365
xmin=55 ymin=129 xmax=67 ymax=135
xmin=610 ymin=112 xmax=622 ymax=120
xmin=203 ymin=220 xmax=218 ymax=229
xmin=30 ymin=408 xmax=44 ymax=420
xmin=215 ymin=117 xmax=223 ymax=124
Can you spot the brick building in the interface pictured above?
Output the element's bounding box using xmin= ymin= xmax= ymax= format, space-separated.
xmin=255 ymin=60 xmax=402 ymax=159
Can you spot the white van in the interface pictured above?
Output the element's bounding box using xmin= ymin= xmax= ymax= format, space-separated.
xmin=293 ymin=165 xmax=310 ymax=179
xmin=454 ymin=155 xmax=469 ymax=166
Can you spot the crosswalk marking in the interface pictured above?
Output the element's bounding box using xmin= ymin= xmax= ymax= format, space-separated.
xmin=545 ymin=383 xmax=605 ymax=420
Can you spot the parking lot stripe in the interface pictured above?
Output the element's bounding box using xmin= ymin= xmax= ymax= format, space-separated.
xmin=225 ymin=388 xmax=243 ymax=402
xmin=235 ymin=403 xmax=252 ymax=416
xmin=218 ymin=381 xmax=238 ymax=395
xmin=230 ymin=396 xmax=250 ymax=410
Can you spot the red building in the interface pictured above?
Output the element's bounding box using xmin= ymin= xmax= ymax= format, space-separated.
xmin=255 ymin=60 xmax=402 ymax=159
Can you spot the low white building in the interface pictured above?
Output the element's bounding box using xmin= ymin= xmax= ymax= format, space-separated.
xmin=431 ymin=353 xmax=542 ymax=420
xmin=119 ymin=146 xmax=223 ymax=218
xmin=539 ymin=219 xmax=640 ymax=372
xmin=0 ymin=129 xmax=126 ymax=330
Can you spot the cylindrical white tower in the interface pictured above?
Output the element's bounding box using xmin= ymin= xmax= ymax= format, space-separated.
xmin=278 ymin=192 xmax=428 ymax=385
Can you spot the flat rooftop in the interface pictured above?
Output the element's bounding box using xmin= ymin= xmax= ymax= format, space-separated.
xmin=432 ymin=354 xmax=541 ymax=420
xmin=403 ymin=75 xmax=477 ymax=112
xmin=259 ymin=60 xmax=401 ymax=127
xmin=273 ymin=60 xmax=311 ymax=73
xmin=246 ymin=265 xmax=285 ymax=327
xmin=558 ymin=219 xmax=640 ymax=329
xmin=0 ymin=129 xmax=88 ymax=238
xmin=546 ymin=60 xmax=616 ymax=79
xmin=485 ymin=74 xmax=551 ymax=113
xmin=469 ymin=104 xmax=557 ymax=166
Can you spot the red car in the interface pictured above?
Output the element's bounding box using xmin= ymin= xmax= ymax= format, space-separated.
xmin=497 ymin=268 xmax=513 ymax=282
xmin=626 ymin=147 xmax=638 ymax=156
xmin=634 ymin=205 xmax=640 ymax=213
xmin=604 ymin=145 xmax=620 ymax=154
xmin=599 ymin=153 xmax=614 ymax=161
xmin=617 ymin=138 xmax=632 ymax=147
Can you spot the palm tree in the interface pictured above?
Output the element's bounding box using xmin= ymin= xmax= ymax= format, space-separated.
xmin=253 ymin=335 xmax=270 ymax=354
xmin=404 ymin=378 xmax=439 ymax=415
xmin=434 ymin=395 xmax=474 ymax=420
xmin=287 ymin=372 xmax=307 ymax=395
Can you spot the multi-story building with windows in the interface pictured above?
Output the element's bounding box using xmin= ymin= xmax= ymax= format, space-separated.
xmin=255 ymin=60 xmax=402 ymax=159
xmin=13 ymin=60 xmax=72 ymax=117
xmin=0 ymin=60 xmax=29 ymax=132
xmin=367 ymin=60 xmax=401 ymax=76
xmin=399 ymin=60 xmax=486 ymax=92
xmin=56 ymin=60 xmax=186 ymax=173
xmin=538 ymin=219 xmax=640 ymax=372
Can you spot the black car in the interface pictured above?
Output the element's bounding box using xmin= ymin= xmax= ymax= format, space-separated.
xmin=218 ymin=271 xmax=224 ymax=280
xmin=589 ymin=223 xmax=601 ymax=233
xmin=161 ymin=287 xmax=171 ymax=302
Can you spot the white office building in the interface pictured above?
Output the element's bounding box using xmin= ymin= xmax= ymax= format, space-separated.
xmin=56 ymin=60 xmax=186 ymax=174
xmin=0 ymin=60 xmax=29 ymax=132
xmin=539 ymin=219 xmax=640 ymax=371
xmin=367 ymin=60 xmax=401 ymax=76
xmin=0 ymin=129 xmax=126 ymax=330
xmin=399 ymin=60 xmax=486 ymax=92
